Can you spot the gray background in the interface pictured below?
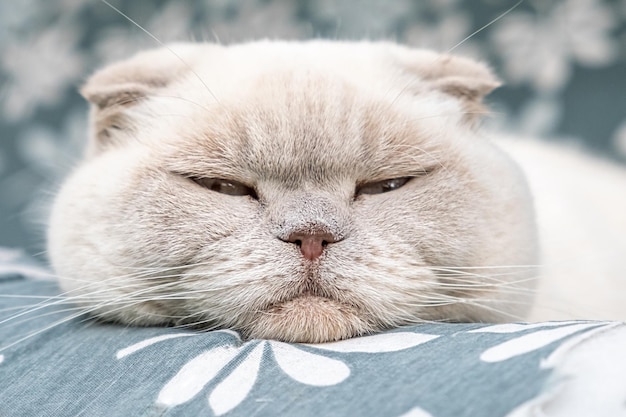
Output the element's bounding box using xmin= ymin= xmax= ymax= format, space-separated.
xmin=1 ymin=0 xmax=625 ymax=258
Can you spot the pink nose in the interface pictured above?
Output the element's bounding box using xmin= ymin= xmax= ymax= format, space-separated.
xmin=286 ymin=232 xmax=336 ymax=261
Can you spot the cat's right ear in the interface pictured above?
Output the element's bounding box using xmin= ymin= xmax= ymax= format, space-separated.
xmin=80 ymin=44 xmax=196 ymax=155
xmin=394 ymin=48 xmax=501 ymax=126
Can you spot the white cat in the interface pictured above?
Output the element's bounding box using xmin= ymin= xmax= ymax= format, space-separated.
xmin=47 ymin=40 xmax=625 ymax=343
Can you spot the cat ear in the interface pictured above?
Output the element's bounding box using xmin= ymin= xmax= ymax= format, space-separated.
xmin=401 ymin=51 xmax=501 ymax=124
xmin=80 ymin=45 xmax=195 ymax=155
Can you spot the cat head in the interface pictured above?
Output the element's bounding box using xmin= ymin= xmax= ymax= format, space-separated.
xmin=48 ymin=41 xmax=537 ymax=342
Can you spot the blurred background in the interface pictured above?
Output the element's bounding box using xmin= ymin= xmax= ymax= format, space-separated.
xmin=1 ymin=0 xmax=625 ymax=258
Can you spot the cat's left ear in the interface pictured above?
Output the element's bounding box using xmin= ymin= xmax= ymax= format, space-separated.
xmin=402 ymin=51 xmax=501 ymax=124
xmin=80 ymin=44 xmax=201 ymax=155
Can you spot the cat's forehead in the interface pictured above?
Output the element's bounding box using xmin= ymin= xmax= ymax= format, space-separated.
xmin=83 ymin=40 xmax=499 ymax=166
xmin=164 ymin=70 xmax=445 ymax=186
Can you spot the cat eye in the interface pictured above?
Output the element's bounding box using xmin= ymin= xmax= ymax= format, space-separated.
xmin=356 ymin=177 xmax=411 ymax=195
xmin=192 ymin=177 xmax=257 ymax=198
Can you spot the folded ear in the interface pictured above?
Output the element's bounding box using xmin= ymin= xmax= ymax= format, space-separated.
xmin=81 ymin=44 xmax=197 ymax=155
xmin=399 ymin=50 xmax=501 ymax=125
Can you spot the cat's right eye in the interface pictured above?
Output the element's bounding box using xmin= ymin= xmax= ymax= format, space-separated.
xmin=356 ymin=177 xmax=412 ymax=195
xmin=191 ymin=177 xmax=257 ymax=198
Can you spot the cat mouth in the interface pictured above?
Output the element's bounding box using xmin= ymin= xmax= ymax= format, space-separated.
xmin=265 ymin=287 xmax=345 ymax=309
xmin=267 ymin=290 xmax=348 ymax=309
xmin=246 ymin=294 xmax=371 ymax=343
xmin=268 ymin=293 xmax=341 ymax=308
xmin=268 ymin=272 xmax=348 ymax=307
xmin=239 ymin=273 xmax=373 ymax=343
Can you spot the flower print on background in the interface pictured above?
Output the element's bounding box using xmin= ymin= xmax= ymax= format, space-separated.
xmin=1 ymin=24 xmax=84 ymax=122
xmin=468 ymin=321 xmax=615 ymax=362
xmin=113 ymin=322 xmax=619 ymax=416
xmin=117 ymin=331 xmax=439 ymax=415
xmin=490 ymin=0 xmax=618 ymax=92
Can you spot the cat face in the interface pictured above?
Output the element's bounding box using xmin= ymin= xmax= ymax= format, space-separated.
xmin=48 ymin=41 xmax=538 ymax=342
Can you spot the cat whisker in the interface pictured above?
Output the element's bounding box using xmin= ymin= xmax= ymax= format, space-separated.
xmin=173 ymin=320 xmax=223 ymax=332
xmin=445 ymin=0 xmax=524 ymax=54
xmin=0 ymin=309 xmax=94 ymax=353
xmin=409 ymin=295 xmax=528 ymax=322
xmin=99 ymin=0 xmax=221 ymax=105
xmin=430 ymin=264 xmax=543 ymax=270
xmin=428 ymin=265 xmax=540 ymax=278
xmin=431 ymin=273 xmax=540 ymax=287
xmin=427 ymin=282 xmax=537 ymax=295
xmin=0 ymin=293 xmax=67 ymax=300
xmin=432 ymin=274 xmax=538 ymax=285
xmin=0 ymin=274 xmax=186 ymax=326
xmin=2 ymin=305 xmax=96 ymax=328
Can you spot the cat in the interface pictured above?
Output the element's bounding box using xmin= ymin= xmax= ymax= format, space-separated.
xmin=46 ymin=40 xmax=625 ymax=344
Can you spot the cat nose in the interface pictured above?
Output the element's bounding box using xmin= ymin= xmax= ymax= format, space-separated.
xmin=285 ymin=231 xmax=337 ymax=261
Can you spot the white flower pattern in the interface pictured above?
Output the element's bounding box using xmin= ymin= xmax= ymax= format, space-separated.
xmin=111 ymin=322 xmax=621 ymax=416
xmin=1 ymin=25 xmax=84 ymax=122
xmin=490 ymin=0 xmax=618 ymax=92
xmin=470 ymin=321 xmax=612 ymax=362
xmin=117 ymin=331 xmax=439 ymax=415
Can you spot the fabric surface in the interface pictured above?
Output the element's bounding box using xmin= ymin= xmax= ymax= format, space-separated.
xmin=2 ymin=0 xmax=626 ymax=252
xmin=0 ymin=249 xmax=624 ymax=417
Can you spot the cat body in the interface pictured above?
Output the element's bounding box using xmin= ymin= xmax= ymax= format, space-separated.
xmin=48 ymin=40 xmax=610 ymax=343
xmin=497 ymin=137 xmax=626 ymax=321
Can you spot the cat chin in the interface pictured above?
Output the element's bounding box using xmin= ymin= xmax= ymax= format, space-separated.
xmin=242 ymin=295 xmax=373 ymax=343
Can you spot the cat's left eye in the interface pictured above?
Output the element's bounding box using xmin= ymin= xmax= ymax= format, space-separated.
xmin=192 ymin=177 xmax=257 ymax=198
xmin=356 ymin=177 xmax=411 ymax=195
